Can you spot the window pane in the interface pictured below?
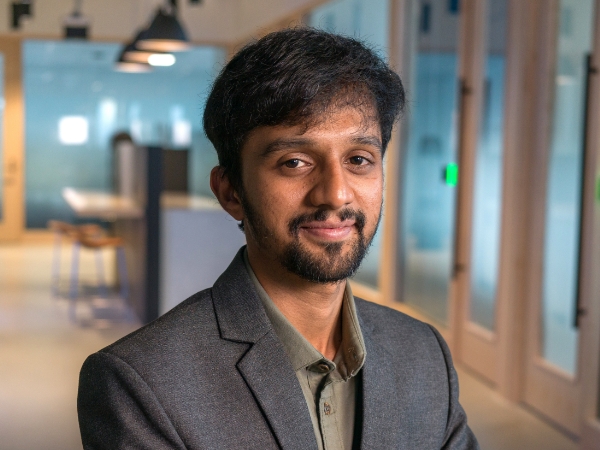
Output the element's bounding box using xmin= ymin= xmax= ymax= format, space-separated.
xmin=541 ymin=0 xmax=595 ymax=374
xmin=309 ymin=0 xmax=390 ymax=289
xmin=399 ymin=0 xmax=461 ymax=325
xmin=469 ymin=0 xmax=508 ymax=331
xmin=24 ymin=40 xmax=224 ymax=228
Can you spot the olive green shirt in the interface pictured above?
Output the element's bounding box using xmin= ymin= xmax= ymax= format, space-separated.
xmin=243 ymin=252 xmax=366 ymax=450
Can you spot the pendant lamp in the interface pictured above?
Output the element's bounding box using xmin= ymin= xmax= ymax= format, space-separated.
xmin=122 ymin=30 xmax=157 ymax=64
xmin=115 ymin=42 xmax=152 ymax=73
xmin=136 ymin=7 xmax=190 ymax=52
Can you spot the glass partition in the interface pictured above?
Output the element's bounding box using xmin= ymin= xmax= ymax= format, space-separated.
xmin=541 ymin=0 xmax=594 ymax=374
xmin=309 ymin=0 xmax=389 ymax=56
xmin=309 ymin=0 xmax=390 ymax=289
xmin=24 ymin=40 xmax=224 ymax=228
xmin=469 ymin=0 xmax=508 ymax=331
xmin=399 ymin=0 xmax=461 ymax=325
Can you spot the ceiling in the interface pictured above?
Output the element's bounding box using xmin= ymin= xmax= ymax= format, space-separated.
xmin=0 ymin=0 xmax=327 ymax=46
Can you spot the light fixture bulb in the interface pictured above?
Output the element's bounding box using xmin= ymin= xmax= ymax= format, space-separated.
xmin=115 ymin=61 xmax=152 ymax=73
xmin=148 ymin=53 xmax=176 ymax=67
xmin=123 ymin=49 xmax=155 ymax=64
xmin=115 ymin=32 xmax=153 ymax=73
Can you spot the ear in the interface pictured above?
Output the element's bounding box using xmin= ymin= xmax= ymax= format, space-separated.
xmin=210 ymin=167 xmax=244 ymax=221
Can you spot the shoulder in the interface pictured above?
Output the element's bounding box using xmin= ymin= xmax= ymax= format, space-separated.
xmin=100 ymin=288 xmax=219 ymax=362
xmin=81 ymin=286 xmax=253 ymax=394
xmin=355 ymin=297 xmax=447 ymax=361
xmin=355 ymin=297 xmax=436 ymax=336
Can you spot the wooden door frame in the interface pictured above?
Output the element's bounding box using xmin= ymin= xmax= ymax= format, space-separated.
xmin=0 ymin=36 xmax=24 ymax=242
xmin=493 ymin=0 xmax=542 ymax=402
xmin=579 ymin=1 xmax=600 ymax=448
xmin=451 ymin=0 xmax=497 ymax=382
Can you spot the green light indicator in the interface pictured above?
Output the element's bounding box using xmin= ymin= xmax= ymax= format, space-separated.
xmin=596 ymin=176 xmax=600 ymax=203
xmin=445 ymin=163 xmax=459 ymax=187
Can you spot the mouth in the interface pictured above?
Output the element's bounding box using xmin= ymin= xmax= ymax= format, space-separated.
xmin=299 ymin=220 xmax=356 ymax=241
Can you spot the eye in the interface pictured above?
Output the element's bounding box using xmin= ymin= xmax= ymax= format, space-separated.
xmin=349 ymin=155 xmax=369 ymax=165
xmin=284 ymin=159 xmax=307 ymax=168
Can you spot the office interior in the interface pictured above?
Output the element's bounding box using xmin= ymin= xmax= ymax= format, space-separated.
xmin=1 ymin=0 xmax=600 ymax=448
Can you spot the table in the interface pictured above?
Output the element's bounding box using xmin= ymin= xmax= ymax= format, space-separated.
xmin=62 ymin=187 xmax=144 ymax=220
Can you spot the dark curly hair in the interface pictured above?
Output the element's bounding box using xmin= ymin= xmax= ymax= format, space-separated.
xmin=203 ymin=27 xmax=405 ymax=192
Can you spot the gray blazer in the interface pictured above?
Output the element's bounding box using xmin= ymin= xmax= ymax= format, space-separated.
xmin=78 ymin=248 xmax=478 ymax=449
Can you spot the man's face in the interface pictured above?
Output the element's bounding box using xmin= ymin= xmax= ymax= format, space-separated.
xmin=238 ymin=106 xmax=384 ymax=283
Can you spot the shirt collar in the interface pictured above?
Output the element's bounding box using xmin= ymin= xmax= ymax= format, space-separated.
xmin=243 ymin=249 xmax=366 ymax=379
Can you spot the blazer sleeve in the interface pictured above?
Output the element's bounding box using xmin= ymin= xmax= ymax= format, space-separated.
xmin=426 ymin=325 xmax=480 ymax=450
xmin=77 ymin=351 xmax=187 ymax=450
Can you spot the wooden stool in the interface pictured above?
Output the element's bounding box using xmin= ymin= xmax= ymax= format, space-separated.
xmin=47 ymin=220 xmax=103 ymax=299
xmin=69 ymin=230 xmax=129 ymax=323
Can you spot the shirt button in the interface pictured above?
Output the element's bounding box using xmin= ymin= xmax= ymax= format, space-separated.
xmin=323 ymin=402 xmax=332 ymax=415
xmin=317 ymin=363 xmax=330 ymax=373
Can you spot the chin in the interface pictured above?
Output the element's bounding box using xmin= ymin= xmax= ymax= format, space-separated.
xmin=280 ymin=236 xmax=368 ymax=284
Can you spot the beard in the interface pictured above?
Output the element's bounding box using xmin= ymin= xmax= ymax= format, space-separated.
xmin=239 ymin=192 xmax=381 ymax=284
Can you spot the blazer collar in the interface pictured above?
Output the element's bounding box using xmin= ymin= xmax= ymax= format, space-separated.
xmin=212 ymin=247 xmax=272 ymax=343
xmin=237 ymin=331 xmax=319 ymax=450
xmin=212 ymin=247 xmax=318 ymax=450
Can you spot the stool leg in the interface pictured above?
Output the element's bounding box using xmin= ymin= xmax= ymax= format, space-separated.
xmin=116 ymin=247 xmax=129 ymax=302
xmin=69 ymin=241 xmax=81 ymax=322
xmin=95 ymin=249 xmax=108 ymax=299
xmin=51 ymin=231 xmax=62 ymax=298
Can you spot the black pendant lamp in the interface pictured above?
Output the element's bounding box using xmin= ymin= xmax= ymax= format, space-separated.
xmin=122 ymin=30 xmax=157 ymax=64
xmin=115 ymin=42 xmax=152 ymax=73
xmin=137 ymin=0 xmax=190 ymax=53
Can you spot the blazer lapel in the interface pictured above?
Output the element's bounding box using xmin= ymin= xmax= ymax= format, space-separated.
xmin=237 ymin=331 xmax=318 ymax=450
xmin=359 ymin=323 xmax=404 ymax=449
xmin=212 ymin=248 xmax=317 ymax=450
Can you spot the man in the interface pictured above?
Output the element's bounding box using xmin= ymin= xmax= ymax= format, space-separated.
xmin=78 ymin=28 xmax=479 ymax=449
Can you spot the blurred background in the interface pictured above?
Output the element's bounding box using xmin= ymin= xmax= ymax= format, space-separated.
xmin=1 ymin=0 xmax=600 ymax=449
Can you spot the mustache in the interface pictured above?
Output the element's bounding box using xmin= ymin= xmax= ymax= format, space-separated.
xmin=288 ymin=208 xmax=366 ymax=235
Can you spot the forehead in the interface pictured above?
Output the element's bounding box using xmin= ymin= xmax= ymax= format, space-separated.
xmin=243 ymin=106 xmax=382 ymax=150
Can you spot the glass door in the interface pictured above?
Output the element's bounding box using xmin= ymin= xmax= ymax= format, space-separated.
xmin=0 ymin=37 xmax=24 ymax=242
xmin=397 ymin=0 xmax=462 ymax=335
xmin=523 ymin=0 xmax=596 ymax=435
xmin=396 ymin=0 xmax=520 ymax=386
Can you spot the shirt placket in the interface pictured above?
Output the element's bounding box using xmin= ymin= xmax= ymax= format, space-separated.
xmin=319 ymin=377 xmax=345 ymax=449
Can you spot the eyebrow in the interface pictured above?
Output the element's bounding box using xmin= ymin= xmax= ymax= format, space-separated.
xmin=261 ymin=138 xmax=314 ymax=156
xmin=351 ymin=135 xmax=383 ymax=150
xmin=261 ymin=134 xmax=383 ymax=156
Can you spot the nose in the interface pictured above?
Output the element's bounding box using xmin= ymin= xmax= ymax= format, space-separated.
xmin=308 ymin=161 xmax=355 ymax=209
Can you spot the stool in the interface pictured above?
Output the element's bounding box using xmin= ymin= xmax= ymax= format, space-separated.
xmin=69 ymin=231 xmax=130 ymax=323
xmin=47 ymin=220 xmax=103 ymax=299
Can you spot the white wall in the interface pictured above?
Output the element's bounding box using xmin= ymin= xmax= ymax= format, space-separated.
xmin=160 ymin=207 xmax=246 ymax=315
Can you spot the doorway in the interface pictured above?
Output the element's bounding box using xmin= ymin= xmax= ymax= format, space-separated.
xmin=395 ymin=0 xmax=509 ymax=376
xmin=522 ymin=0 xmax=598 ymax=436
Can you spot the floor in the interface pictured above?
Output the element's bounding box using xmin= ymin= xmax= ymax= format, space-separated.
xmin=0 ymin=242 xmax=580 ymax=450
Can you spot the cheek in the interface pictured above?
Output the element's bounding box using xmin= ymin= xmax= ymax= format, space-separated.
xmin=356 ymin=179 xmax=383 ymax=215
xmin=248 ymin=179 xmax=307 ymax=225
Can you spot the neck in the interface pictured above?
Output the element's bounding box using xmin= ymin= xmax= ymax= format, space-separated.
xmin=247 ymin=246 xmax=345 ymax=360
